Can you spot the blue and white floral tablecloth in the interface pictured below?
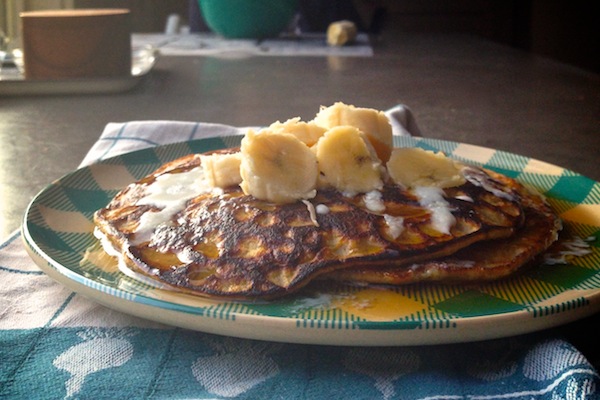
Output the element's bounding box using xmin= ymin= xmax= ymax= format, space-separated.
xmin=1 ymin=107 xmax=598 ymax=399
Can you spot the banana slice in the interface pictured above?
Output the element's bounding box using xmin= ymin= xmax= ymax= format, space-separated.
xmin=200 ymin=152 xmax=242 ymax=189
xmin=313 ymin=102 xmax=393 ymax=162
xmin=268 ymin=117 xmax=327 ymax=147
xmin=240 ymin=129 xmax=318 ymax=203
xmin=315 ymin=126 xmax=383 ymax=195
xmin=387 ymin=147 xmax=466 ymax=188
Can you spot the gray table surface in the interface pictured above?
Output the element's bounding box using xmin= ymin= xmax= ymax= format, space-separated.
xmin=1 ymin=33 xmax=598 ymax=364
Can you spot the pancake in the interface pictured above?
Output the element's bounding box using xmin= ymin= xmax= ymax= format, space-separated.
xmin=93 ymin=151 xmax=539 ymax=300
xmin=326 ymin=169 xmax=561 ymax=285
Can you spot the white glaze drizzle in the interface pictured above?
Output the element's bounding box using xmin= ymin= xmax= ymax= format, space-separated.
xmin=543 ymin=236 xmax=594 ymax=265
xmin=363 ymin=190 xmax=386 ymax=213
xmin=132 ymin=165 xmax=217 ymax=244
xmin=302 ymin=200 xmax=319 ymax=227
xmin=384 ymin=214 xmax=405 ymax=239
xmin=412 ymin=186 xmax=456 ymax=235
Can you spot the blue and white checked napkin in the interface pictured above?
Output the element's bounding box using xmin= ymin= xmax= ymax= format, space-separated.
xmin=1 ymin=106 xmax=598 ymax=399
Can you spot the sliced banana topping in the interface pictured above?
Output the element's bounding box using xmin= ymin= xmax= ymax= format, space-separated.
xmin=315 ymin=126 xmax=383 ymax=195
xmin=240 ymin=129 xmax=318 ymax=203
xmin=200 ymin=152 xmax=242 ymax=188
xmin=313 ymin=102 xmax=393 ymax=162
xmin=387 ymin=147 xmax=465 ymax=188
xmin=198 ymin=103 xmax=467 ymax=206
xmin=268 ymin=117 xmax=327 ymax=147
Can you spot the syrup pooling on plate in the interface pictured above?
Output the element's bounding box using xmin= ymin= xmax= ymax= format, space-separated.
xmin=93 ymin=103 xmax=563 ymax=299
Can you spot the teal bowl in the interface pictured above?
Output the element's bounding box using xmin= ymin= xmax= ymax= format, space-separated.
xmin=198 ymin=0 xmax=298 ymax=39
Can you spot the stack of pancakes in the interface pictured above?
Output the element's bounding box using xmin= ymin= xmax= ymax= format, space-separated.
xmin=94 ymin=150 xmax=561 ymax=300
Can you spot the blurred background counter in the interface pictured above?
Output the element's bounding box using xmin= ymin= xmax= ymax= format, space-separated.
xmin=4 ymin=0 xmax=594 ymax=71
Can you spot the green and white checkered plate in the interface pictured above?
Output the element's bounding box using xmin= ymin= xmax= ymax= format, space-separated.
xmin=22 ymin=136 xmax=600 ymax=345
